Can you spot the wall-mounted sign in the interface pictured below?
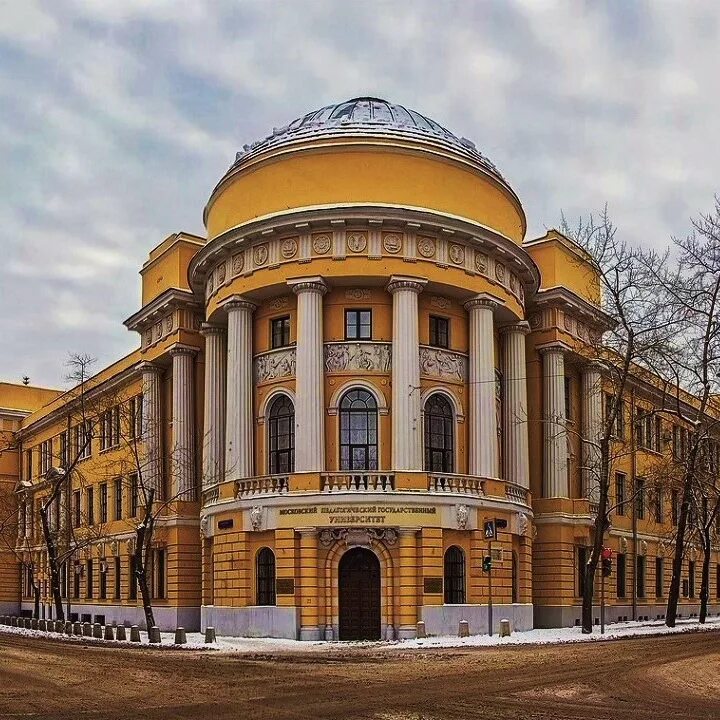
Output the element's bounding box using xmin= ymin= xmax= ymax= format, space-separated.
xmin=217 ymin=519 xmax=234 ymax=530
xmin=277 ymin=503 xmax=439 ymax=529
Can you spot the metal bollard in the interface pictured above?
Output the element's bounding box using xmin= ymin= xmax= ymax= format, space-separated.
xmin=65 ymin=621 xmax=73 ymax=636
xmin=130 ymin=625 xmax=141 ymax=643
xmin=38 ymin=619 xmax=46 ymax=631
xmin=93 ymin=623 xmax=103 ymax=639
xmin=204 ymin=626 xmax=216 ymax=644
xmin=56 ymin=620 xmax=65 ymax=633
xmin=148 ymin=626 xmax=161 ymax=644
xmin=116 ymin=625 xmax=127 ymax=641
xmin=82 ymin=622 xmax=91 ymax=637
xmin=174 ymin=627 xmax=187 ymax=645
xmin=73 ymin=622 xmax=82 ymax=636
xmin=459 ymin=620 xmax=469 ymax=637
xmin=499 ymin=619 xmax=511 ymax=638
xmin=24 ymin=618 xmax=32 ymax=629
xmin=31 ymin=618 xmax=38 ymax=630
xmin=104 ymin=625 xmax=114 ymax=641
xmin=416 ymin=621 xmax=427 ymax=639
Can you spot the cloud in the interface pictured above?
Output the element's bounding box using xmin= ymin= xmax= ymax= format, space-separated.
xmin=1 ymin=0 xmax=719 ymax=385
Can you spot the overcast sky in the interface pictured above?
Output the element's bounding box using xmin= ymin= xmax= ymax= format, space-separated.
xmin=1 ymin=1 xmax=719 ymax=388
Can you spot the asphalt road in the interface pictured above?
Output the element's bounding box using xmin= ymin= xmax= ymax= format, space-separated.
xmin=1 ymin=630 xmax=719 ymax=719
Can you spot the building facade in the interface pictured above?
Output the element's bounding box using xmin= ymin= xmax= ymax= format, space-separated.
xmin=2 ymin=98 xmax=718 ymax=639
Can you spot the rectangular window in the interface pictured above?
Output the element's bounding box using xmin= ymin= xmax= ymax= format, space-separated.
xmin=270 ymin=316 xmax=291 ymax=349
xmin=345 ymin=309 xmax=372 ymax=340
xmin=130 ymin=474 xmax=139 ymax=517
xmin=635 ymin=408 xmax=644 ymax=448
xmin=113 ymin=405 xmax=120 ymax=446
xmin=73 ymin=565 xmax=80 ymax=599
xmin=653 ymin=488 xmax=663 ymax=524
xmin=654 ymin=416 xmax=662 ymax=452
xmin=129 ymin=555 xmax=137 ymax=600
xmin=655 ymin=557 xmax=664 ymax=597
xmin=577 ymin=546 xmax=587 ymax=598
xmin=635 ymin=478 xmax=645 ymax=520
xmin=99 ymin=560 xmax=107 ymax=600
xmin=689 ymin=561 xmax=696 ymax=598
xmin=86 ymin=559 xmax=94 ymax=599
xmin=636 ymin=555 xmax=646 ymax=598
xmin=673 ymin=425 xmax=680 ymax=459
xmin=615 ymin=473 xmax=626 ymax=515
xmin=429 ymin=316 xmax=449 ymax=349
xmin=40 ymin=439 xmax=53 ymax=476
xmin=114 ymin=478 xmax=123 ymax=521
xmin=114 ymin=557 xmax=121 ymax=600
xmin=155 ymin=548 xmax=166 ymax=600
xmin=129 ymin=395 xmax=143 ymax=440
xmin=617 ymin=553 xmax=626 ymax=598
xmin=564 ymin=377 xmax=572 ymax=420
xmin=73 ymin=490 xmax=81 ymax=528
xmin=99 ymin=483 xmax=108 ymax=524
xmin=60 ymin=431 xmax=68 ymax=467
xmin=87 ymin=487 xmax=94 ymax=526
xmin=605 ymin=394 xmax=626 ymax=439
xmin=76 ymin=421 xmax=92 ymax=460
xmin=645 ymin=414 xmax=654 ymax=451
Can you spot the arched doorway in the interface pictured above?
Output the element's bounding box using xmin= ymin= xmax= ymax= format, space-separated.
xmin=338 ymin=547 xmax=381 ymax=641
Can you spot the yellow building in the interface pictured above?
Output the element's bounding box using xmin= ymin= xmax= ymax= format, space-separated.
xmin=1 ymin=98 xmax=717 ymax=638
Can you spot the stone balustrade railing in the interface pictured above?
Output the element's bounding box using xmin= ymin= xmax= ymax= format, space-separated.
xmin=234 ymin=475 xmax=290 ymax=498
xmin=321 ymin=472 xmax=395 ymax=492
xmin=505 ymin=482 xmax=529 ymax=505
xmin=428 ymin=473 xmax=485 ymax=496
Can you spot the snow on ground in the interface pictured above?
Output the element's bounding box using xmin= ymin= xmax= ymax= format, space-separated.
xmin=1 ymin=616 xmax=719 ymax=654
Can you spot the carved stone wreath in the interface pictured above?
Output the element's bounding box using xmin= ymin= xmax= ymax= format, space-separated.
xmin=495 ymin=262 xmax=505 ymax=282
xmin=417 ymin=236 xmax=436 ymax=258
xmin=319 ymin=527 xmax=399 ymax=548
xmin=475 ymin=251 xmax=488 ymax=273
xmin=254 ymin=244 xmax=269 ymax=266
xmin=346 ymin=232 xmax=367 ymax=253
xmin=382 ymin=232 xmax=402 ymax=254
xmin=312 ymin=233 xmax=332 ymax=254
xmin=231 ymin=252 xmax=244 ymax=274
xmin=449 ymin=243 xmax=465 ymax=265
xmin=281 ymin=237 xmax=298 ymax=259
xmin=217 ymin=262 xmax=226 ymax=284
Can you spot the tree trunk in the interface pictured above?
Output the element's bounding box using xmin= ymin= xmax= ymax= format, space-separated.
xmin=32 ymin=578 xmax=40 ymax=620
xmin=133 ymin=488 xmax=156 ymax=631
xmin=39 ymin=506 xmax=65 ymax=622
xmin=699 ymin=526 xmax=711 ymax=624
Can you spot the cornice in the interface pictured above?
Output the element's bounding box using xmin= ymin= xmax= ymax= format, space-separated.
xmin=531 ymin=286 xmax=614 ymax=331
xmin=123 ymin=287 xmax=202 ymax=334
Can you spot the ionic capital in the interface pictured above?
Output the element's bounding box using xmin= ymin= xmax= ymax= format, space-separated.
xmin=168 ymin=343 xmax=199 ymax=357
xmin=464 ymin=293 xmax=502 ymax=313
xmin=537 ymin=341 xmax=572 ymax=357
xmin=386 ymin=276 xmax=427 ymax=295
xmin=500 ymin=321 xmax=531 ymax=336
xmin=287 ymin=276 xmax=328 ymax=296
xmin=220 ymin=294 xmax=257 ymax=314
xmin=136 ymin=361 xmax=164 ymax=376
xmin=200 ymin=322 xmax=226 ymax=338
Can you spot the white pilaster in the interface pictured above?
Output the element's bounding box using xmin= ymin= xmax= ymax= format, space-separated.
xmin=541 ymin=345 xmax=568 ymax=498
xmin=387 ymin=276 xmax=426 ymax=471
xmin=170 ymin=345 xmax=197 ymax=500
xmin=224 ymin=297 xmax=256 ymax=481
xmin=288 ymin=277 xmax=327 ymax=472
xmin=201 ymin=324 xmax=227 ymax=494
xmin=139 ymin=361 xmax=164 ymax=498
xmin=581 ymin=363 xmax=603 ymax=502
xmin=501 ymin=322 xmax=530 ymax=489
xmin=465 ymin=296 xmax=500 ymax=477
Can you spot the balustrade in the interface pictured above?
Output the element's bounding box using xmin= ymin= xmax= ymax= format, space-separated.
xmin=321 ymin=472 xmax=395 ymax=493
xmin=234 ymin=475 xmax=290 ymax=498
xmin=428 ymin=473 xmax=485 ymax=496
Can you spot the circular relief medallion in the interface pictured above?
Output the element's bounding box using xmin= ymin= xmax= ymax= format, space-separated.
xmin=271 ymin=297 xmax=289 ymax=310
xmin=529 ymin=313 xmax=541 ymax=329
xmin=495 ymin=262 xmax=505 ymax=282
xmin=144 ymin=330 xmax=152 ymax=346
xmin=206 ymin=274 xmax=214 ymax=294
xmin=383 ymin=232 xmax=402 ymax=254
xmin=164 ymin=316 xmax=173 ymax=334
xmin=253 ymin=244 xmax=268 ymax=266
xmin=475 ymin=251 xmax=488 ymax=273
xmin=312 ymin=233 xmax=332 ymax=254
xmin=231 ymin=252 xmax=244 ymax=275
xmin=417 ymin=236 xmax=436 ymax=258
xmin=216 ymin=262 xmax=226 ymax=284
xmin=449 ymin=243 xmax=465 ymax=265
xmin=509 ymin=273 xmax=518 ymax=292
xmin=154 ymin=323 xmax=162 ymax=341
xmin=564 ymin=314 xmax=573 ymax=331
xmin=347 ymin=231 xmax=367 ymax=253
xmin=281 ymin=237 xmax=298 ymax=259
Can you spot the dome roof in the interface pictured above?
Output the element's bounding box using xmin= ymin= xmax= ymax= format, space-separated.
xmin=232 ymin=97 xmax=503 ymax=179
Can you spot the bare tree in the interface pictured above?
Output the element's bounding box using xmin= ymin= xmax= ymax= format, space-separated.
xmin=561 ymin=208 xmax=675 ymax=633
xmin=642 ymin=198 xmax=720 ymax=627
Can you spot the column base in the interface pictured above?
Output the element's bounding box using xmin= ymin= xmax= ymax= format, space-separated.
xmin=300 ymin=626 xmax=322 ymax=641
xmin=324 ymin=624 xmax=335 ymax=641
xmin=396 ymin=624 xmax=417 ymax=640
xmin=384 ymin=624 xmax=396 ymax=641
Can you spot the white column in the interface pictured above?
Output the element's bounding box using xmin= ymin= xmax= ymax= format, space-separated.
xmin=170 ymin=345 xmax=197 ymax=500
xmin=541 ymin=345 xmax=568 ymax=498
xmin=501 ymin=322 xmax=530 ymax=489
xmin=465 ymin=296 xmax=499 ymax=477
xmin=201 ymin=324 xmax=227 ymax=492
xmin=289 ymin=277 xmax=327 ymax=472
xmin=139 ymin=361 xmax=163 ymax=498
xmin=581 ymin=363 xmax=603 ymax=502
xmin=224 ymin=297 xmax=256 ymax=481
xmin=387 ymin=276 xmax=426 ymax=471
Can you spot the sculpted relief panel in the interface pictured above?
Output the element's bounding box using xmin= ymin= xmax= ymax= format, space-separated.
xmin=419 ymin=346 xmax=468 ymax=382
xmin=255 ymin=347 xmax=297 ymax=383
xmin=324 ymin=342 xmax=392 ymax=373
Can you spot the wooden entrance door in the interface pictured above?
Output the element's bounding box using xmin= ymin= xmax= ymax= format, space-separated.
xmin=338 ymin=547 xmax=381 ymax=641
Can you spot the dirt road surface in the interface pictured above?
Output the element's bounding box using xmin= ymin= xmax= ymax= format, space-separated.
xmin=1 ymin=631 xmax=719 ymax=719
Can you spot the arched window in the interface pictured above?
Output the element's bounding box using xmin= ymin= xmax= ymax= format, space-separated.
xmin=424 ymin=393 xmax=454 ymax=473
xmin=340 ymin=389 xmax=378 ymax=471
xmin=268 ymin=395 xmax=294 ymax=474
xmin=444 ymin=545 xmax=466 ymax=604
xmin=256 ymin=548 xmax=276 ymax=606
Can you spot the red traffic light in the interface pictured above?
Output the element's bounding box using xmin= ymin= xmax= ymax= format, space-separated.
xmin=601 ymin=547 xmax=613 ymax=560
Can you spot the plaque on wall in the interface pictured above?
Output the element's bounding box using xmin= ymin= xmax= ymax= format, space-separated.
xmin=276 ymin=578 xmax=295 ymax=595
xmin=423 ymin=577 xmax=443 ymax=595
xmin=217 ymin=519 xmax=234 ymax=530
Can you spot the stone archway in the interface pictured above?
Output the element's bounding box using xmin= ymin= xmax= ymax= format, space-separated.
xmin=338 ymin=547 xmax=381 ymax=641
